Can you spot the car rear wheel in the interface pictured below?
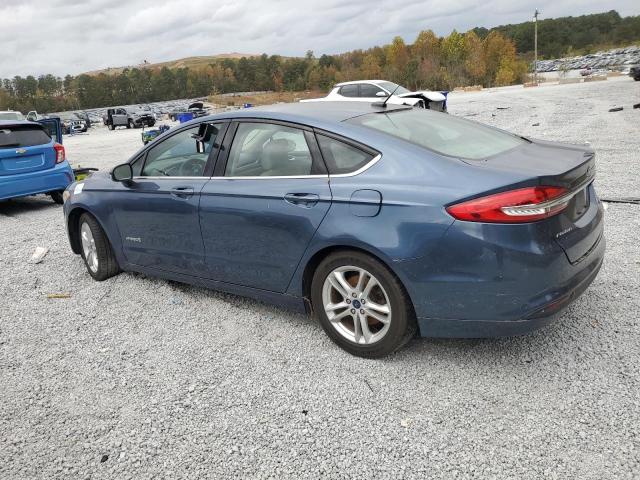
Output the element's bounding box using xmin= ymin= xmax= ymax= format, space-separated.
xmin=311 ymin=251 xmax=416 ymax=358
xmin=78 ymin=213 xmax=120 ymax=281
xmin=50 ymin=191 xmax=64 ymax=204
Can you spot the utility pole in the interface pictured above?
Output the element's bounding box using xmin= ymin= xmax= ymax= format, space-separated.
xmin=533 ymin=9 xmax=539 ymax=84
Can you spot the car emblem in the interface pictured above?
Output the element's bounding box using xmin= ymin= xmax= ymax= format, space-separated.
xmin=15 ymin=148 xmax=27 ymax=154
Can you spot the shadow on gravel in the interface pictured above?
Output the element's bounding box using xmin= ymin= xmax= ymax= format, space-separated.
xmin=0 ymin=197 xmax=61 ymax=216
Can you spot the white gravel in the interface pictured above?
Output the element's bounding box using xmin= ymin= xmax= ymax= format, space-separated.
xmin=1 ymin=78 xmax=639 ymax=479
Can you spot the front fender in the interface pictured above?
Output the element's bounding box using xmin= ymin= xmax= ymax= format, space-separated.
xmin=64 ymin=191 xmax=125 ymax=265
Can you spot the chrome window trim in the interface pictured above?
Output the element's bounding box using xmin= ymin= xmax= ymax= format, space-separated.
xmin=206 ymin=154 xmax=382 ymax=180
xmin=132 ymin=176 xmax=209 ymax=180
xmin=130 ymin=153 xmax=382 ymax=181
xmin=330 ymin=153 xmax=382 ymax=178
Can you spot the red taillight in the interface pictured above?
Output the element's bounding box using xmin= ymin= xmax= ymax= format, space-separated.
xmin=446 ymin=186 xmax=569 ymax=223
xmin=54 ymin=143 xmax=65 ymax=164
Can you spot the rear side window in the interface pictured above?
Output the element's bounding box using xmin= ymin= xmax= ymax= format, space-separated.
xmin=0 ymin=125 xmax=51 ymax=149
xmin=317 ymin=135 xmax=375 ymax=174
xmin=347 ymin=109 xmax=525 ymax=160
xmin=338 ymin=85 xmax=358 ymax=97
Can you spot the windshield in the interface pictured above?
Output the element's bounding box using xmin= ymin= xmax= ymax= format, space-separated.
xmin=0 ymin=112 xmax=24 ymax=121
xmin=348 ymin=109 xmax=525 ymax=160
xmin=378 ymin=82 xmax=411 ymax=95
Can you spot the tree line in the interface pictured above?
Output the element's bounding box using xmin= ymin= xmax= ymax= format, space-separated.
xmin=0 ymin=10 xmax=637 ymax=113
xmin=475 ymin=9 xmax=640 ymax=58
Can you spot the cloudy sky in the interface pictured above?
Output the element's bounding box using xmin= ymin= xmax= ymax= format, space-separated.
xmin=1 ymin=0 xmax=638 ymax=78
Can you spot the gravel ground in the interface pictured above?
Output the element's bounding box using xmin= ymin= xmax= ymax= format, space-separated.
xmin=1 ymin=78 xmax=639 ymax=479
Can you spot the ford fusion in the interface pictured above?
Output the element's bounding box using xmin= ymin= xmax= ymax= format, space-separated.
xmin=62 ymin=102 xmax=604 ymax=358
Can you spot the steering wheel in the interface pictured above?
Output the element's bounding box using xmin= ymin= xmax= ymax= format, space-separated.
xmin=180 ymin=157 xmax=206 ymax=176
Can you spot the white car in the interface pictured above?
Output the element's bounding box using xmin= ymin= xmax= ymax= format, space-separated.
xmin=0 ymin=110 xmax=24 ymax=121
xmin=302 ymin=80 xmax=447 ymax=112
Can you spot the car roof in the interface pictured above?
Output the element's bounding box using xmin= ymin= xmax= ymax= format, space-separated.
xmin=0 ymin=119 xmax=41 ymax=127
xmin=335 ymin=80 xmax=387 ymax=87
xmin=201 ymin=101 xmax=408 ymax=126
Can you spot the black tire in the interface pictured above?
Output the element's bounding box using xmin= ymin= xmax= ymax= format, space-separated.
xmin=311 ymin=251 xmax=417 ymax=358
xmin=108 ymin=123 xmax=114 ymax=131
xmin=78 ymin=213 xmax=120 ymax=281
xmin=127 ymin=119 xmax=134 ymax=129
xmin=50 ymin=191 xmax=64 ymax=204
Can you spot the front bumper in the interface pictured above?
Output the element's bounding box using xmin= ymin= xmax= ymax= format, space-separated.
xmin=0 ymin=161 xmax=74 ymax=201
xmin=134 ymin=117 xmax=155 ymax=126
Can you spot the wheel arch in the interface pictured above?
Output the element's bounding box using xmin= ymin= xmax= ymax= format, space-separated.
xmin=67 ymin=206 xmax=117 ymax=256
xmin=299 ymin=244 xmax=414 ymax=316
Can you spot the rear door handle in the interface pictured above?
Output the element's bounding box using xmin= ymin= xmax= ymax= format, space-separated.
xmin=284 ymin=193 xmax=320 ymax=207
xmin=170 ymin=187 xmax=194 ymax=198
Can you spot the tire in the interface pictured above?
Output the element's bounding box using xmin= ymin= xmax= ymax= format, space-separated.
xmin=50 ymin=191 xmax=64 ymax=204
xmin=78 ymin=213 xmax=120 ymax=281
xmin=127 ymin=119 xmax=134 ymax=129
xmin=108 ymin=123 xmax=114 ymax=131
xmin=311 ymin=251 xmax=417 ymax=358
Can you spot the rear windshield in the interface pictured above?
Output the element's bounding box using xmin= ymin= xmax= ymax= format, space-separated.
xmin=0 ymin=125 xmax=52 ymax=149
xmin=347 ymin=109 xmax=525 ymax=160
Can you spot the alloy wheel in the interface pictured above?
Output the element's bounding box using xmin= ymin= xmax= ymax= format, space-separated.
xmin=321 ymin=265 xmax=392 ymax=345
xmin=80 ymin=222 xmax=99 ymax=273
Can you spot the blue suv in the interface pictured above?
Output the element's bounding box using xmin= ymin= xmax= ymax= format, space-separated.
xmin=0 ymin=118 xmax=74 ymax=204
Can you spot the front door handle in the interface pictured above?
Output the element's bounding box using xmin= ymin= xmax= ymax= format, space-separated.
xmin=284 ymin=193 xmax=320 ymax=207
xmin=170 ymin=187 xmax=194 ymax=198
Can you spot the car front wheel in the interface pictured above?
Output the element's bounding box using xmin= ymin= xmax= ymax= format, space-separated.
xmin=78 ymin=213 xmax=120 ymax=281
xmin=311 ymin=251 xmax=416 ymax=358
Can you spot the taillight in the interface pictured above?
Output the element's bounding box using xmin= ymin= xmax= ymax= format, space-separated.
xmin=446 ymin=186 xmax=570 ymax=223
xmin=54 ymin=143 xmax=65 ymax=164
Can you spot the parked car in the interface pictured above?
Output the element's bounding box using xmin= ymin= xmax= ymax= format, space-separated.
xmin=104 ymin=108 xmax=155 ymax=130
xmin=75 ymin=111 xmax=92 ymax=129
xmin=0 ymin=117 xmax=74 ymax=204
xmin=62 ymin=102 xmax=604 ymax=358
xmin=0 ymin=110 xmax=24 ymax=121
xmin=168 ymin=102 xmax=208 ymax=121
xmin=629 ymin=65 xmax=640 ymax=81
xmin=302 ymin=80 xmax=448 ymax=111
xmin=55 ymin=112 xmax=88 ymax=134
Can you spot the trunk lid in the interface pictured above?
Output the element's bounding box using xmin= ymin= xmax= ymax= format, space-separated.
xmin=0 ymin=123 xmax=56 ymax=176
xmin=476 ymin=139 xmax=602 ymax=264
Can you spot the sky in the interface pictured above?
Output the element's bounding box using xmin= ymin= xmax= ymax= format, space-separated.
xmin=0 ymin=0 xmax=638 ymax=78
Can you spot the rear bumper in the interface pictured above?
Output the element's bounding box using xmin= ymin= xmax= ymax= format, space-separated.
xmin=416 ymin=236 xmax=604 ymax=337
xmin=396 ymin=197 xmax=605 ymax=338
xmin=0 ymin=161 xmax=74 ymax=201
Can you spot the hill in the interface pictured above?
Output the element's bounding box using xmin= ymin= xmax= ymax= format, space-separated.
xmin=84 ymin=53 xmax=259 ymax=76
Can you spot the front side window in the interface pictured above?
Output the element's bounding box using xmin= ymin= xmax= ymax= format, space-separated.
xmin=347 ymin=109 xmax=525 ymax=160
xmin=317 ymin=135 xmax=375 ymax=174
xmin=359 ymin=84 xmax=385 ymax=98
xmin=338 ymin=85 xmax=358 ymax=97
xmin=225 ymin=123 xmax=314 ymax=177
xmin=141 ymin=124 xmax=219 ymax=177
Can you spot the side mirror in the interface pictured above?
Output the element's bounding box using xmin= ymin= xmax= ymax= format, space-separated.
xmin=112 ymin=163 xmax=133 ymax=182
xmin=376 ymin=91 xmax=388 ymax=97
xmin=192 ymin=123 xmax=219 ymax=153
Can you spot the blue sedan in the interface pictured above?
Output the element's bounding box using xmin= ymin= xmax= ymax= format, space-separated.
xmin=62 ymin=102 xmax=604 ymax=357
